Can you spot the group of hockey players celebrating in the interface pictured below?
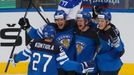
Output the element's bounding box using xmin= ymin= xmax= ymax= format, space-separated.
xmin=10 ymin=0 xmax=125 ymax=75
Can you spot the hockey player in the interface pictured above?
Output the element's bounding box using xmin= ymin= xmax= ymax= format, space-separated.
xmin=10 ymin=25 xmax=94 ymax=75
xmin=53 ymin=10 xmax=77 ymax=75
xmin=18 ymin=10 xmax=77 ymax=75
xmin=75 ymin=11 xmax=100 ymax=75
xmin=96 ymin=11 xmax=124 ymax=75
xmin=90 ymin=1 xmax=109 ymax=28
xmin=58 ymin=0 xmax=82 ymax=20
xmin=19 ymin=10 xmax=76 ymax=60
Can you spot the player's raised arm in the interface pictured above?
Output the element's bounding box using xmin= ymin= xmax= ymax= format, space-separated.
xmin=58 ymin=0 xmax=82 ymax=20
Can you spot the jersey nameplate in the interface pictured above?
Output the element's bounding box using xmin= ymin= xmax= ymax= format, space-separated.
xmin=35 ymin=42 xmax=54 ymax=50
xmin=30 ymin=41 xmax=60 ymax=54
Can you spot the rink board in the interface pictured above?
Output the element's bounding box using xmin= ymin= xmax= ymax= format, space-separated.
xmin=0 ymin=62 xmax=134 ymax=75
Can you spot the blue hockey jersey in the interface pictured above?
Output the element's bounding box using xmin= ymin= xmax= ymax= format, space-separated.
xmin=14 ymin=39 xmax=83 ymax=75
xmin=53 ymin=20 xmax=76 ymax=60
xmin=75 ymin=27 xmax=100 ymax=72
xmin=96 ymin=24 xmax=124 ymax=71
xmin=28 ymin=20 xmax=77 ymax=60
xmin=59 ymin=0 xmax=82 ymax=8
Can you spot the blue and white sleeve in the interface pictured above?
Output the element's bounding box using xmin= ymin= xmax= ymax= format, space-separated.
xmin=56 ymin=47 xmax=83 ymax=73
xmin=27 ymin=25 xmax=45 ymax=39
xmin=14 ymin=45 xmax=32 ymax=63
xmin=108 ymin=38 xmax=125 ymax=58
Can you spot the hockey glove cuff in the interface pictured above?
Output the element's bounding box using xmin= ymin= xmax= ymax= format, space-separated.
xmin=81 ymin=61 xmax=95 ymax=73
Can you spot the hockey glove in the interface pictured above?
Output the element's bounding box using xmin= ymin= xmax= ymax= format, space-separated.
xmin=81 ymin=61 xmax=95 ymax=73
xmin=18 ymin=17 xmax=30 ymax=30
xmin=105 ymin=26 xmax=120 ymax=48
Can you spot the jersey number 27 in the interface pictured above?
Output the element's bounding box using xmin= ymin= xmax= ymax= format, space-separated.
xmin=32 ymin=52 xmax=52 ymax=72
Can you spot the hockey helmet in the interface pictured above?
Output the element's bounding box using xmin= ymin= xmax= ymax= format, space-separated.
xmin=98 ymin=11 xmax=112 ymax=21
xmin=54 ymin=10 xmax=67 ymax=20
xmin=76 ymin=11 xmax=92 ymax=20
xmin=40 ymin=25 xmax=56 ymax=39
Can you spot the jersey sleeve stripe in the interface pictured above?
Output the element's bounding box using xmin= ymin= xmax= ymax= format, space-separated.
xmin=56 ymin=52 xmax=68 ymax=61
xmin=24 ymin=45 xmax=32 ymax=54
xmin=59 ymin=58 xmax=69 ymax=65
xmin=23 ymin=50 xmax=31 ymax=57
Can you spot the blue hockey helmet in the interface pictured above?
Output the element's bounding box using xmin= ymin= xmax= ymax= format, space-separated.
xmin=43 ymin=25 xmax=56 ymax=38
xmin=54 ymin=10 xmax=67 ymax=20
xmin=76 ymin=11 xmax=92 ymax=20
xmin=41 ymin=25 xmax=56 ymax=39
xmin=98 ymin=11 xmax=112 ymax=21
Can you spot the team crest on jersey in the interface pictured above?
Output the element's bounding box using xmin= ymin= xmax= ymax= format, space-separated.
xmin=76 ymin=42 xmax=85 ymax=55
xmin=57 ymin=35 xmax=72 ymax=49
xmin=61 ymin=38 xmax=70 ymax=48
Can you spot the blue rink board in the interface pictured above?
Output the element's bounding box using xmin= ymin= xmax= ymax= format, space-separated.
xmin=0 ymin=8 xmax=134 ymax=13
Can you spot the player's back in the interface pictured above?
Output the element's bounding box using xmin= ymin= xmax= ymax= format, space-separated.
xmin=28 ymin=40 xmax=60 ymax=75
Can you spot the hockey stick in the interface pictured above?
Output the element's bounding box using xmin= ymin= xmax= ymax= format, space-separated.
xmin=92 ymin=46 xmax=101 ymax=61
xmin=31 ymin=1 xmax=49 ymax=24
xmin=86 ymin=32 xmax=101 ymax=75
xmin=4 ymin=0 xmax=32 ymax=72
xmin=25 ymin=1 xmax=51 ymax=45
xmin=39 ymin=6 xmax=50 ymax=23
xmin=85 ymin=46 xmax=101 ymax=75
